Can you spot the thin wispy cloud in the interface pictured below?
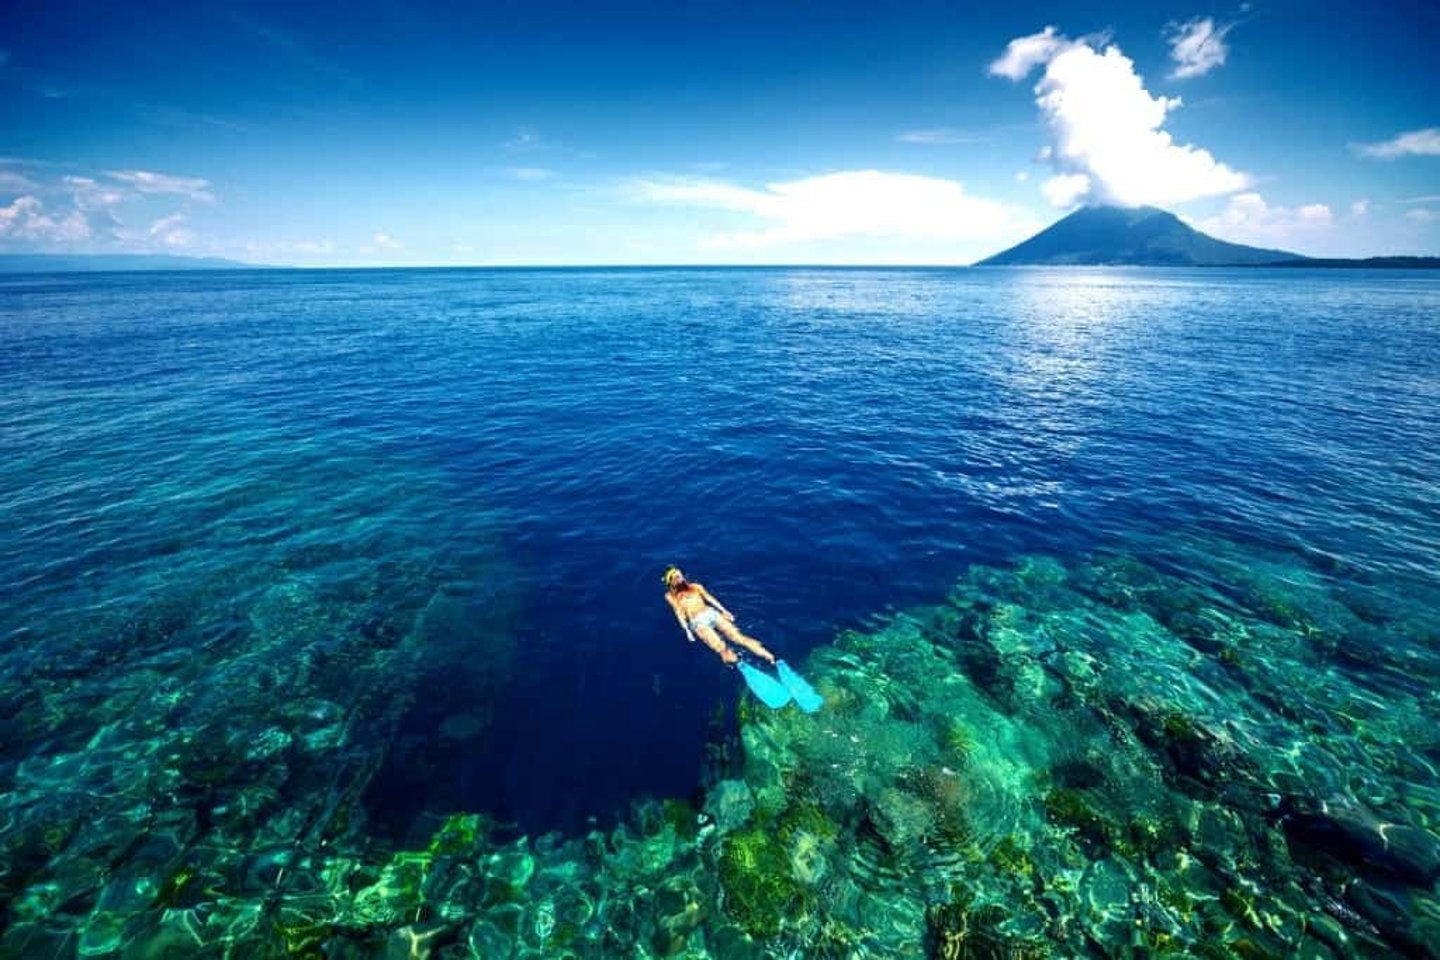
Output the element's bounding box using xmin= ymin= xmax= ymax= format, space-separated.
xmin=896 ymin=128 xmax=990 ymax=145
xmin=221 ymin=8 xmax=362 ymax=91
xmin=1166 ymin=17 xmax=1234 ymax=80
xmin=135 ymin=102 xmax=251 ymax=134
xmin=633 ymin=169 xmax=1037 ymax=256
xmin=501 ymin=127 xmax=594 ymax=159
xmin=991 ymin=27 xmax=1250 ymax=208
xmin=1353 ymin=128 xmax=1440 ymax=159
xmin=508 ymin=167 xmax=556 ymax=182
xmin=1406 ymin=195 xmax=1440 ymax=204
xmin=371 ymin=232 xmax=402 ymax=251
xmin=65 ymin=175 xmax=127 ymax=210
xmin=0 ymin=169 xmax=39 ymax=192
xmin=503 ymin=128 xmax=542 ymax=151
xmin=107 ymin=169 xmax=215 ymax=203
xmin=0 ymin=156 xmax=65 ymax=169
xmin=233 ymin=238 xmax=336 ymax=261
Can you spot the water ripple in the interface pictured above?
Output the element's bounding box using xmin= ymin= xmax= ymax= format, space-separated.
xmin=2 ymin=266 xmax=1437 ymax=831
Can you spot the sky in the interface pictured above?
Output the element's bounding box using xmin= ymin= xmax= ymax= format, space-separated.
xmin=1 ymin=0 xmax=1436 ymax=265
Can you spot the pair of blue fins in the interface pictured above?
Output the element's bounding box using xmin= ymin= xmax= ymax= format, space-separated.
xmin=737 ymin=659 xmax=824 ymax=713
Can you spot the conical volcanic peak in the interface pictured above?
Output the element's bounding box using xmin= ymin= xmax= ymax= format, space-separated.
xmin=977 ymin=205 xmax=1305 ymax=266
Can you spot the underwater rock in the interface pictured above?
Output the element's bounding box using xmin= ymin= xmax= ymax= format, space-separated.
xmin=704 ymin=779 xmax=755 ymax=833
xmin=1124 ymin=700 xmax=1258 ymax=791
xmin=1343 ymin=882 xmax=1439 ymax=958
xmin=465 ymin=919 xmax=510 ymax=958
xmin=717 ymin=826 xmax=805 ymax=939
xmin=869 ymin=786 xmax=938 ymax=849
xmin=651 ymin=876 xmax=708 ymax=954
xmin=707 ymin=922 xmax=763 ymax=959
xmin=382 ymin=921 xmax=452 ymax=959
xmin=926 ymin=887 xmax=1046 ymax=960
xmin=1043 ymin=788 xmax=1116 ymax=852
xmin=76 ymin=910 xmax=131 ymax=957
xmin=1278 ymin=796 xmax=1440 ymax=886
xmin=487 ymin=850 xmax=538 ymax=894
xmin=786 ymin=827 xmax=831 ymax=887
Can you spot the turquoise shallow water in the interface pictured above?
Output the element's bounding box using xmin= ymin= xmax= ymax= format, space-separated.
xmin=1 ymin=266 xmax=1438 ymax=957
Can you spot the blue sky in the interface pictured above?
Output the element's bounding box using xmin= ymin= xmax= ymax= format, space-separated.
xmin=1 ymin=0 xmax=1436 ymax=264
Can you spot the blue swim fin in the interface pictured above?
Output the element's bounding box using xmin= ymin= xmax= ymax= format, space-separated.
xmin=738 ymin=662 xmax=792 ymax=709
xmin=776 ymin=660 xmax=824 ymax=714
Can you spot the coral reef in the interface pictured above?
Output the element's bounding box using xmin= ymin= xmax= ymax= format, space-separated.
xmin=2 ymin=538 xmax=1438 ymax=957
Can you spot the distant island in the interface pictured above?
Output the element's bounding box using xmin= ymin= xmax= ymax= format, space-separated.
xmin=978 ymin=205 xmax=1301 ymax=266
xmin=977 ymin=205 xmax=1439 ymax=268
xmin=0 ymin=253 xmax=257 ymax=273
xmin=1252 ymin=256 xmax=1440 ymax=269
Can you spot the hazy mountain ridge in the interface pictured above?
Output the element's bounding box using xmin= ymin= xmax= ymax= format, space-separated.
xmin=0 ymin=253 xmax=256 ymax=273
xmin=1252 ymin=256 xmax=1440 ymax=269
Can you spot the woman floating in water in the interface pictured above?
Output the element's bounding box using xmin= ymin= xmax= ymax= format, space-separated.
xmin=663 ymin=566 xmax=775 ymax=666
xmin=663 ymin=565 xmax=824 ymax=713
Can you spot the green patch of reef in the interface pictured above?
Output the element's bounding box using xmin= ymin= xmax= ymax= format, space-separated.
xmin=3 ymin=539 xmax=1439 ymax=957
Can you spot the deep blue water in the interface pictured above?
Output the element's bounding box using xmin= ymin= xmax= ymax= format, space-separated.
xmin=2 ymin=266 xmax=1438 ymax=841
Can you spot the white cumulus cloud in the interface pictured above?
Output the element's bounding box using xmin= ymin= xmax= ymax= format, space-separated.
xmin=147 ymin=212 xmax=194 ymax=249
xmin=991 ymin=28 xmax=1251 ymax=208
xmin=1351 ymin=199 xmax=1370 ymax=217
xmin=1166 ymin=18 xmax=1233 ymax=80
xmin=1354 ymin=128 xmax=1440 ymax=159
xmin=0 ymin=164 xmax=224 ymax=253
xmin=1195 ymin=192 xmax=1333 ymax=250
xmin=372 ymin=232 xmax=402 ymax=250
xmin=1040 ymin=173 xmax=1091 ymax=208
xmin=632 ymin=170 xmax=1036 ymax=256
xmin=0 ymin=195 xmax=91 ymax=244
xmin=988 ymin=26 xmax=1074 ymax=81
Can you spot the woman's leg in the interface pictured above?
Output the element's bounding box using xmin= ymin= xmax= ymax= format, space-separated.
xmin=694 ymin=625 xmax=738 ymax=665
xmin=716 ymin=619 xmax=775 ymax=663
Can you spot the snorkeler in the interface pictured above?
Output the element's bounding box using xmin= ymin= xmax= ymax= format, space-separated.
xmin=663 ymin=566 xmax=776 ymax=666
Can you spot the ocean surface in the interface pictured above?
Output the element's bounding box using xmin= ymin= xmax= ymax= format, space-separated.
xmin=1 ymin=266 xmax=1438 ymax=957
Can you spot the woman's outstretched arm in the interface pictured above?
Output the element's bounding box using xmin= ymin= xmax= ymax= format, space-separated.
xmin=665 ymin=594 xmax=696 ymax=641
